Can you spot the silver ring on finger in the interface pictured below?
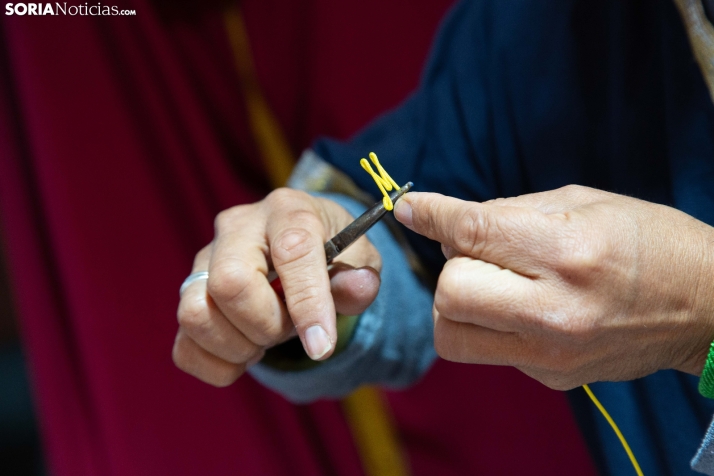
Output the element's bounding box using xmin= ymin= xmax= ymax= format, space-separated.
xmin=179 ymin=271 xmax=209 ymax=296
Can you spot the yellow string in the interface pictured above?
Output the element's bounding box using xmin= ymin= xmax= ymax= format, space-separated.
xmin=360 ymin=152 xmax=400 ymax=210
xmin=582 ymin=384 xmax=644 ymax=476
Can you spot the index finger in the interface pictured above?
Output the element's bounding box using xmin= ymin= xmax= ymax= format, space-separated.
xmin=265 ymin=190 xmax=337 ymax=361
xmin=394 ymin=192 xmax=551 ymax=273
xmin=208 ymin=214 xmax=292 ymax=347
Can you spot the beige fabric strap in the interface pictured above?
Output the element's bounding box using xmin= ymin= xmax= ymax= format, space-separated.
xmin=674 ymin=0 xmax=714 ymax=101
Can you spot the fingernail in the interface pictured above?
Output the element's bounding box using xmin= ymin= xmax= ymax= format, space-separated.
xmin=304 ymin=325 xmax=332 ymax=360
xmin=394 ymin=198 xmax=413 ymax=228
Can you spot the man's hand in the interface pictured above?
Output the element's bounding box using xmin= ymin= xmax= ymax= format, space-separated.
xmin=173 ymin=188 xmax=381 ymax=387
xmin=394 ymin=185 xmax=714 ymax=390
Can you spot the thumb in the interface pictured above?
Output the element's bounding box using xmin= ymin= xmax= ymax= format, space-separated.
xmin=328 ymin=230 xmax=382 ymax=316
xmin=329 ymin=264 xmax=381 ymax=315
xmin=394 ymin=192 xmax=548 ymax=271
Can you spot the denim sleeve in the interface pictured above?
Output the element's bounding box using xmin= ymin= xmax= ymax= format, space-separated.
xmin=692 ymin=416 xmax=714 ymax=475
xmin=247 ymin=193 xmax=437 ymax=404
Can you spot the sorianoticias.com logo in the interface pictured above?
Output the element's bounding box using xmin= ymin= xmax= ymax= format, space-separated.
xmin=5 ymin=3 xmax=136 ymax=15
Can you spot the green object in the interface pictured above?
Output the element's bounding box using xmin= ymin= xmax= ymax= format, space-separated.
xmin=699 ymin=340 xmax=714 ymax=399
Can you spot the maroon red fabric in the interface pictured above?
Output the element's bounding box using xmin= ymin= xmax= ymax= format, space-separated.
xmin=0 ymin=0 xmax=596 ymax=474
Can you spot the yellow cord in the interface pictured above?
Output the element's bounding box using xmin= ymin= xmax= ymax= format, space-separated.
xmin=582 ymin=384 xmax=644 ymax=476
xmin=360 ymin=152 xmax=400 ymax=210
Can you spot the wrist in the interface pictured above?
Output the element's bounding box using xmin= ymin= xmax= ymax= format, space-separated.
xmin=677 ymin=226 xmax=714 ymax=376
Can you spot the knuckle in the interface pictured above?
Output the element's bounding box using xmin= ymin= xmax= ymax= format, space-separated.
xmin=243 ymin=315 xmax=286 ymax=345
xmin=214 ymin=207 xmax=237 ymax=234
xmin=434 ymin=266 xmax=464 ymax=318
xmin=171 ymin=346 xmax=183 ymax=370
xmin=265 ymin=187 xmax=302 ymax=205
xmin=419 ymin=200 xmax=439 ymax=232
xmin=432 ymin=288 xmax=449 ymax=319
xmin=265 ymin=188 xmax=315 ymax=216
xmin=177 ymin=296 xmax=210 ymax=335
xmin=290 ymin=282 xmax=320 ymax=308
xmin=171 ymin=334 xmax=244 ymax=387
xmin=567 ymin=245 xmax=600 ymax=274
xmin=533 ymin=307 xmax=572 ymax=335
xmin=286 ymin=278 xmax=325 ymax=317
xmin=433 ymin=331 xmax=454 ymax=361
xmin=234 ymin=344 xmax=261 ymax=363
xmin=206 ymin=367 xmax=243 ymax=388
xmin=433 ymin=318 xmax=460 ymax=362
xmin=171 ymin=335 xmax=192 ymax=371
xmin=206 ymin=261 xmax=251 ymax=306
xmin=535 ymin=307 xmax=596 ymax=345
xmin=172 ymin=352 xmax=190 ymax=375
xmin=272 ymin=225 xmax=321 ymax=264
xmin=558 ymin=184 xmax=601 ymax=203
xmin=193 ymin=246 xmax=211 ymax=269
xmin=453 ymin=207 xmax=487 ymax=257
xmin=564 ymin=315 xmax=596 ymax=343
xmin=560 ymin=184 xmax=585 ymax=196
xmin=214 ymin=203 xmax=259 ymax=234
xmin=555 ymin=235 xmax=602 ymax=278
xmin=483 ymin=197 xmax=507 ymax=206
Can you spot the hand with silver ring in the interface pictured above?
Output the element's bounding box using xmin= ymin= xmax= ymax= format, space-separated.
xmin=173 ymin=188 xmax=382 ymax=387
xmin=179 ymin=272 xmax=209 ymax=296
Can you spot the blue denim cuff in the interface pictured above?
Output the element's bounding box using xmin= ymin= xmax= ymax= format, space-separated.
xmin=692 ymin=414 xmax=714 ymax=475
xmin=248 ymin=193 xmax=436 ymax=403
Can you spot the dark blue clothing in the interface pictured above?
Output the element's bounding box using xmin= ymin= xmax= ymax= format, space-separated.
xmin=315 ymin=1 xmax=714 ymax=474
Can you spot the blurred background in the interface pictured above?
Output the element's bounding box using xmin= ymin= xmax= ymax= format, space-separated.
xmin=0 ymin=229 xmax=44 ymax=475
xmin=0 ymin=1 xmax=596 ymax=474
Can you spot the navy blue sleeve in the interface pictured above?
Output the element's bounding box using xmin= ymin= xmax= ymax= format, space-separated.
xmin=314 ymin=1 xmax=714 ymax=475
xmin=314 ymin=0 xmax=714 ymax=274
